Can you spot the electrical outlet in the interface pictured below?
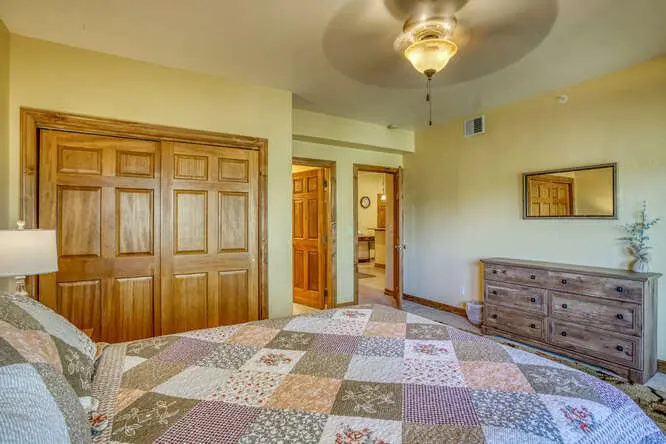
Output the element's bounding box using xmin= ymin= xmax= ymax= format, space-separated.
xmin=459 ymin=286 xmax=466 ymax=298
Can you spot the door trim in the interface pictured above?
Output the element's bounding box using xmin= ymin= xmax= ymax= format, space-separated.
xmin=292 ymin=157 xmax=337 ymax=309
xmin=353 ymin=164 xmax=403 ymax=308
xmin=20 ymin=107 xmax=269 ymax=320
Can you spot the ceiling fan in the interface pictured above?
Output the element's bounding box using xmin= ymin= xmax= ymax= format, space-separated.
xmin=323 ymin=0 xmax=558 ymax=125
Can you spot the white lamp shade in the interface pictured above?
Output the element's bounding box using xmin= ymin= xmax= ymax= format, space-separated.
xmin=0 ymin=229 xmax=58 ymax=277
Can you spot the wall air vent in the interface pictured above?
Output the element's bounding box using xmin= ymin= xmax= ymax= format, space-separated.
xmin=464 ymin=115 xmax=486 ymax=137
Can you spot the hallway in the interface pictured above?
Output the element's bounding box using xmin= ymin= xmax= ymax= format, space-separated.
xmin=358 ymin=261 xmax=396 ymax=307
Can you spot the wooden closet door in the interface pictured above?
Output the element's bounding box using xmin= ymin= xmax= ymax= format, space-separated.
xmin=38 ymin=130 xmax=160 ymax=342
xmin=161 ymin=142 xmax=259 ymax=334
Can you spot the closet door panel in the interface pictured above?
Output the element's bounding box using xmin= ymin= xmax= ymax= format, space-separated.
xmin=39 ymin=130 xmax=160 ymax=342
xmin=161 ymin=142 xmax=259 ymax=335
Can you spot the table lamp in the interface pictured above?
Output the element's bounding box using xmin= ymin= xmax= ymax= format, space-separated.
xmin=0 ymin=221 xmax=58 ymax=296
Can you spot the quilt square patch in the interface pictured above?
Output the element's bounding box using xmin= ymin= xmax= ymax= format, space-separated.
xmin=265 ymin=374 xmax=342 ymax=413
xmin=292 ymin=351 xmax=352 ymax=379
xmin=248 ymin=317 xmax=292 ymax=330
xmin=471 ymin=390 xmax=560 ymax=442
xmin=345 ymin=355 xmax=404 ymax=383
xmin=209 ymin=370 xmax=285 ymax=407
xmin=324 ymin=319 xmax=368 ymax=336
xmin=115 ymin=388 xmax=146 ymax=413
xmin=518 ymin=364 xmax=600 ymax=402
xmin=283 ymin=316 xmax=330 ymax=334
xmin=446 ymin=328 xmax=492 ymax=343
xmin=404 ymin=339 xmax=456 ymax=361
xmin=227 ymin=326 xmax=280 ymax=347
xmin=197 ymin=343 xmax=259 ymax=370
xmin=404 ymin=423 xmax=484 ymax=444
xmin=123 ymin=356 xmax=146 ymax=372
xmin=121 ymin=359 xmax=188 ymax=391
xmin=505 ymin=346 xmax=571 ymax=370
xmin=240 ymin=348 xmax=304 ymax=374
xmin=156 ymin=401 xmax=260 ymax=444
xmin=406 ymin=323 xmax=450 ymax=340
xmin=356 ymin=336 xmax=404 ymax=357
xmin=125 ymin=336 xmax=180 ymax=359
xmin=266 ymin=331 xmax=315 ymax=351
xmin=460 ymin=362 xmax=535 ymax=393
xmin=364 ymin=321 xmax=407 ymax=338
xmin=404 ymin=385 xmax=479 ymax=426
xmin=405 ymin=312 xmax=439 ymax=325
xmin=539 ymin=394 xmax=612 ymax=442
xmin=403 ymin=358 xmax=464 ymax=387
xmin=319 ymin=416 xmax=402 ymax=444
xmin=309 ymin=334 xmax=360 ymax=355
xmin=154 ymin=366 xmax=232 ymax=400
xmin=453 ymin=341 xmax=512 ymax=363
xmin=370 ymin=307 xmax=408 ymax=323
xmin=154 ymin=337 xmax=219 ymax=365
xmin=181 ymin=326 xmax=239 ymax=343
xmin=577 ymin=373 xmax=631 ymax=409
xmin=239 ymin=408 xmax=327 ymax=444
xmin=332 ymin=308 xmax=372 ymax=321
xmin=111 ymin=392 xmax=199 ymax=443
xmin=331 ymin=381 xmax=403 ymax=421
xmin=481 ymin=425 xmax=558 ymax=444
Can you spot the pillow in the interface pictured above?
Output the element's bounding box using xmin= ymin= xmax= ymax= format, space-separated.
xmin=0 ymin=291 xmax=96 ymax=399
xmin=0 ymin=363 xmax=91 ymax=443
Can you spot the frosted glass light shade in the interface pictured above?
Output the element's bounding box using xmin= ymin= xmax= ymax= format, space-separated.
xmin=404 ymin=38 xmax=458 ymax=77
xmin=0 ymin=229 xmax=58 ymax=277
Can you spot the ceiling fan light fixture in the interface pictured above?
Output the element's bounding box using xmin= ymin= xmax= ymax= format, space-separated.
xmin=404 ymin=38 xmax=458 ymax=78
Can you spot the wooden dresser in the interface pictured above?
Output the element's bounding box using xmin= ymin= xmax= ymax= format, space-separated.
xmin=481 ymin=258 xmax=661 ymax=383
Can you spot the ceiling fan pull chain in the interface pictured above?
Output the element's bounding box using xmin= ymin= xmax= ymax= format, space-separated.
xmin=426 ymin=77 xmax=433 ymax=126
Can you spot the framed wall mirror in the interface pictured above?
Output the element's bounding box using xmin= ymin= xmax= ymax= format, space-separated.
xmin=523 ymin=163 xmax=617 ymax=219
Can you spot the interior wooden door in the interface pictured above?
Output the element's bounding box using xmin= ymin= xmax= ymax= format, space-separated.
xmin=161 ymin=142 xmax=259 ymax=335
xmin=392 ymin=168 xmax=403 ymax=309
xmin=38 ymin=130 xmax=160 ymax=342
xmin=292 ymin=169 xmax=326 ymax=309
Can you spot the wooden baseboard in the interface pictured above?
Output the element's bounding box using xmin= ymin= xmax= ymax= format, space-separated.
xmin=658 ymin=360 xmax=666 ymax=374
xmin=374 ymin=263 xmax=386 ymax=269
xmin=403 ymin=293 xmax=467 ymax=317
xmin=384 ymin=288 xmax=394 ymax=297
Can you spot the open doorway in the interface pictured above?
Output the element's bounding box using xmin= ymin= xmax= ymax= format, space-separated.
xmin=354 ymin=165 xmax=403 ymax=308
xmin=291 ymin=158 xmax=336 ymax=315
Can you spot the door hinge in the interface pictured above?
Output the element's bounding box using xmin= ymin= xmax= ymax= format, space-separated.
xmin=324 ymin=288 xmax=328 ymax=296
xmin=323 ymin=179 xmax=328 ymax=189
xmin=323 ymin=234 xmax=328 ymax=243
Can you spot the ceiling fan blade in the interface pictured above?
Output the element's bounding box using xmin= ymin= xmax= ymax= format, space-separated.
xmin=323 ymin=0 xmax=557 ymax=89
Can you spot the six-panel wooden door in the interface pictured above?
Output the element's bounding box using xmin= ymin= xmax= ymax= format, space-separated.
xmin=37 ymin=130 xmax=260 ymax=341
xmin=38 ymin=130 xmax=161 ymax=342
xmin=160 ymin=142 xmax=259 ymax=335
xmin=292 ymin=169 xmax=326 ymax=309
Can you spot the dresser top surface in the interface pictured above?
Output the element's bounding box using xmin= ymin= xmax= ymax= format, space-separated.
xmin=481 ymin=257 xmax=662 ymax=281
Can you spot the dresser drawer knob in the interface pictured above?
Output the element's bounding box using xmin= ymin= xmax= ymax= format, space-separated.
xmin=561 ymin=331 xmax=567 ymax=337
xmin=491 ymin=314 xmax=498 ymax=319
xmin=616 ymin=286 xmax=624 ymax=293
xmin=492 ymin=270 xmax=498 ymax=274
xmin=561 ymin=279 xmax=568 ymax=285
xmin=492 ymin=290 xmax=498 ymax=295
xmin=616 ymin=345 xmax=624 ymax=352
xmin=530 ymin=274 xmax=536 ymax=280
xmin=530 ymin=323 xmax=536 ymax=329
xmin=530 ymin=297 xmax=536 ymax=303
xmin=616 ymin=313 xmax=624 ymax=320
xmin=561 ymin=303 xmax=568 ymax=309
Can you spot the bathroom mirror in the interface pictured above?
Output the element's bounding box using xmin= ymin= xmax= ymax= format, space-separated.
xmin=523 ymin=163 xmax=617 ymax=219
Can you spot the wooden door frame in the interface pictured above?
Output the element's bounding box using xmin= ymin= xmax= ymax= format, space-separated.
xmin=292 ymin=157 xmax=337 ymax=309
xmin=353 ymin=164 xmax=403 ymax=308
xmin=19 ymin=107 xmax=269 ymax=320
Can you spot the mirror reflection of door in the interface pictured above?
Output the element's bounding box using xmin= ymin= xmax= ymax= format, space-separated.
xmin=292 ymin=167 xmax=326 ymax=309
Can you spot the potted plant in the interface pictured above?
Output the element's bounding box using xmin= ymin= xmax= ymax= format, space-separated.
xmin=619 ymin=201 xmax=660 ymax=272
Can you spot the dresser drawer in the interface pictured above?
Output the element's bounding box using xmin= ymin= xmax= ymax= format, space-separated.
xmin=484 ymin=305 xmax=545 ymax=341
xmin=548 ymin=271 xmax=643 ymax=303
xmin=485 ymin=264 xmax=548 ymax=287
xmin=550 ymin=291 xmax=641 ymax=336
xmin=485 ymin=282 xmax=547 ymax=314
xmin=549 ymin=320 xmax=641 ymax=369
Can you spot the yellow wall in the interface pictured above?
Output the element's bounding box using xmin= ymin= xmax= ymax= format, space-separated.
xmin=5 ymin=35 xmax=294 ymax=317
xmin=0 ymin=22 xmax=9 ymax=229
xmin=404 ymin=57 xmax=666 ymax=359
xmin=293 ymin=140 xmax=403 ymax=304
xmin=357 ymin=172 xmax=384 ymax=235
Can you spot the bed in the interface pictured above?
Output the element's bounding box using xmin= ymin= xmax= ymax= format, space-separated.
xmin=89 ymin=304 xmax=663 ymax=443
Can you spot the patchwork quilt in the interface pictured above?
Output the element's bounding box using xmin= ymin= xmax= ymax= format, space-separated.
xmin=93 ymin=305 xmax=663 ymax=443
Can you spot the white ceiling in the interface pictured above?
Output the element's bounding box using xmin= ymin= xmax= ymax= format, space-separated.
xmin=1 ymin=0 xmax=665 ymax=128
